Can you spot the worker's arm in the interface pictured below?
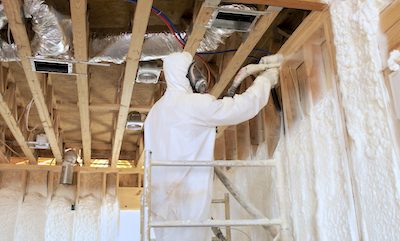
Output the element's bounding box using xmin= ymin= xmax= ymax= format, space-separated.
xmin=189 ymin=68 xmax=279 ymax=127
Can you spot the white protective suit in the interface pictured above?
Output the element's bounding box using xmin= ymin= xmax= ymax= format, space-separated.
xmin=144 ymin=51 xmax=275 ymax=241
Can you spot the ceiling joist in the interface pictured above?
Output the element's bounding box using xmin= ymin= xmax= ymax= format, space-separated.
xmin=2 ymin=0 xmax=63 ymax=164
xmin=70 ymin=0 xmax=92 ymax=166
xmin=110 ymin=0 xmax=154 ymax=167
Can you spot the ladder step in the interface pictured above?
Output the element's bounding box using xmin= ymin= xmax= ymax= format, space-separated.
xmin=150 ymin=159 xmax=277 ymax=167
xmin=151 ymin=218 xmax=282 ymax=228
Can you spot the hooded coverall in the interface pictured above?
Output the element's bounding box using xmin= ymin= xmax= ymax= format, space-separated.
xmin=144 ymin=51 xmax=275 ymax=241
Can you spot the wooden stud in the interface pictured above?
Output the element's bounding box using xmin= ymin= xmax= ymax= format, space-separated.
xmin=110 ymin=0 xmax=153 ymax=167
xmin=280 ymin=67 xmax=301 ymax=132
xmin=47 ymin=170 xmax=54 ymax=201
xmin=214 ymin=135 xmax=226 ymax=161
xmin=3 ymin=0 xmax=63 ymax=164
xmin=102 ymin=172 xmax=107 ymax=199
xmin=262 ymin=94 xmax=281 ymax=158
xmin=21 ymin=169 xmax=27 ymax=203
xmin=75 ymin=171 xmax=80 ymax=205
xmin=209 ymin=10 xmax=280 ymax=98
xmin=222 ymin=0 xmax=327 ymax=11
xmin=70 ymin=0 xmax=92 ymax=165
xmin=303 ymin=43 xmax=327 ymax=105
xmin=224 ymin=127 xmax=237 ymax=161
xmin=380 ymin=0 xmax=400 ymax=33
xmin=235 ymin=121 xmax=251 ymax=160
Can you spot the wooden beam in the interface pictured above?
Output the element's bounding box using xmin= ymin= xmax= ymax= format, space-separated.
xmin=0 ymin=126 xmax=10 ymax=163
xmin=70 ymin=0 xmax=91 ymax=166
xmin=209 ymin=9 xmax=280 ymax=98
xmin=278 ymin=9 xmax=330 ymax=57
xmin=0 ymin=163 xmax=143 ymax=173
xmin=223 ymin=0 xmax=327 ymax=11
xmin=0 ymin=102 xmax=37 ymax=164
xmin=3 ymin=0 xmax=63 ymax=164
xmin=110 ymin=0 xmax=153 ymax=167
xmin=183 ymin=2 xmax=217 ymax=56
xmin=89 ymin=103 xmax=151 ymax=113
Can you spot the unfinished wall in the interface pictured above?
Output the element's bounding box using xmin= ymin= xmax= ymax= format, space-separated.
xmin=330 ymin=0 xmax=400 ymax=239
xmin=0 ymin=171 xmax=120 ymax=241
xmin=213 ymin=1 xmax=400 ymax=240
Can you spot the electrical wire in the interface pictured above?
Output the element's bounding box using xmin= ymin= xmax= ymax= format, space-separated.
xmin=0 ymin=139 xmax=22 ymax=157
xmin=26 ymin=98 xmax=39 ymax=132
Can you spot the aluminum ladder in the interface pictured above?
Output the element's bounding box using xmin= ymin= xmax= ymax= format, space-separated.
xmin=140 ymin=150 xmax=290 ymax=241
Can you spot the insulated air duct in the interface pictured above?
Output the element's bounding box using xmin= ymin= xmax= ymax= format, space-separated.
xmin=60 ymin=150 xmax=78 ymax=185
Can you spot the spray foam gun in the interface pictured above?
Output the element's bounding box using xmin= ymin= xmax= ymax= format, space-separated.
xmin=226 ymin=54 xmax=284 ymax=97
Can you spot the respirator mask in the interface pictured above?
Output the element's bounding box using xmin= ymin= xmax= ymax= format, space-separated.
xmin=186 ymin=61 xmax=207 ymax=93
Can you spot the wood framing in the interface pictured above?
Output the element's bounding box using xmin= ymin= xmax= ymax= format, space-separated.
xmin=183 ymin=2 xmax=217 ymax=56
xmin=0 ymin=100 xmax=37 ymax=164
xmin=223 ymin=0 xmax=327 ymax=11
xmin=70 ymin=0 xmax=92 ymax=166
xmin=0 ymin=163 xmax=142 ymax=174
xmin=110 ymin=0 xmax=153 ymax=167
xmin=209 ymin=9 xmax=280 ymax=98
xmin=3 ymin=0 xmax=63 ymax=164
xmin=89 ymin=103 xmax=151 ymax=113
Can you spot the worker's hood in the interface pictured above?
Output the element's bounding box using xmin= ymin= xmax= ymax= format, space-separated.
xmin=163 ymin=51 xmax=193 ymax=93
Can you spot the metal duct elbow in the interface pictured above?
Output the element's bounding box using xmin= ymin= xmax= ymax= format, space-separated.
xmin=60 ymin=150 xmax=78 ymax=185
xmin=24 ymin=0 xmax=71 ymax=58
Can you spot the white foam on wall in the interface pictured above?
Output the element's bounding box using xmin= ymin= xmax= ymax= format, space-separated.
xmin=281 ymin=91 xmax=357 ymax=240
xmin=0 ymin=187 xmax=21 ymax=241
xmin=14 ymin=171 xmax=48 ymax=241
xmin=212 ymin=91 xmax=357 ymax=240
xmin=73 ymin=195 xmax=102 ymax=241
xmin=45 ymin=196 xmax=75 ymax=241
xmin=14 ymin=193 xmax=47 ymax=241
xmin=101 ymin=194 xmax=120 ymax=241
xmin=330 ymin=0 xmax=400 ymax=239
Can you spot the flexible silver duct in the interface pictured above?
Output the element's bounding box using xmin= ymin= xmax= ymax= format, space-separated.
xmin=89 ymin=4 xmax=255 ymax=64
xmin=0 ymin=4 xmax=20 ymax=62
xmin=0 ymin=4 xmax=7 ymax=29
xmin=24 ymin=0 xmax=71 ymax=58
xmin=90 ymin=32 xmax=185 ymax=64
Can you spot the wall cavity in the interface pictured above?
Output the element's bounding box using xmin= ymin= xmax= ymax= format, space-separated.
xmin=330 ymin=0 xmax=400 ymax=239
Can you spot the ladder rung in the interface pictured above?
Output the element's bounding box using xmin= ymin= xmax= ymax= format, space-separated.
xmin=151 ymin=218 xmax=282 ymax=228
xmin=150 ymin=160 xmax=277 ymax=167
xmin=212 ymin=199 xmax=225 ymax=203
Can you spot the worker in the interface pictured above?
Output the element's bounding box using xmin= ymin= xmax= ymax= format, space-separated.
xmin=144 ymin=51 xmax=279 ymax=241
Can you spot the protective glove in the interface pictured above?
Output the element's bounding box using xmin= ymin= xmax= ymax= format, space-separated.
xmin=259 ymin=67 xmax=279 ymax=87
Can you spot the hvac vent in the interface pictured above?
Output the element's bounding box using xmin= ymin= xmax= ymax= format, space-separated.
xmin=125 ymin=111 xmax=145 ymax=131
xmin=31 ymin=58 xmax=72 ymax=74
xmin=28 ymin=57 xmax=110 ymax=76
xmin=136 ymin=61 xmax=162 ymax=84
xmin=202 ymin=6 xmax=270 ymax=32
xmin=27 ymin=134 xmax=50 ymax=149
